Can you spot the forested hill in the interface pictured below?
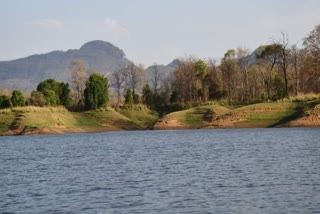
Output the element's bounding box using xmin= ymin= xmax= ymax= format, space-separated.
xmin=0 ymin=40 xmax=132 ymax=92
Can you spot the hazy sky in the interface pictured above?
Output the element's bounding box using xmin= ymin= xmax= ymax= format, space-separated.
xmin=0 ymin=0 xmax=319 ymax=66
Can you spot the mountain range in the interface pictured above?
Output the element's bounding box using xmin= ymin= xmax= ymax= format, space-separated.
xmin=0 ymin=40 xmax=177 ymax=92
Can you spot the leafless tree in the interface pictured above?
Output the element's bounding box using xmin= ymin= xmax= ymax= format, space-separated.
xmin=275 ymin=32 xmax=290 ymax=97
xmin=150 ymin=64 xmax=161 ymax=95
xmin=71 ymin=59 xmax=88 ymax=105
xmin=237 ymin=48 xmax=251 ymax=100
xmin=124 ymin=63 xmax=145 ymax=102
xmin=111 ymin=67 xmax=127 ymax=104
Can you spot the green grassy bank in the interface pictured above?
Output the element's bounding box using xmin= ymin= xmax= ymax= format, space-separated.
xmin=154 ymin=100 xmax=320 ymax=129
xmin=1 ymin=100 xmax=319 ymax=136
xmin=0 ymin=105 xmax=158 ymax=135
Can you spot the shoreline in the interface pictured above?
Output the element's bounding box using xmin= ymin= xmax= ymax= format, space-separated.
xmin=1 ymin=123 xmax=319 ymax=137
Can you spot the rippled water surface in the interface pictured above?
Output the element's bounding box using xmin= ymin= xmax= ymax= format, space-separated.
xmin=1 ymin=128 xmax=320 ymax=214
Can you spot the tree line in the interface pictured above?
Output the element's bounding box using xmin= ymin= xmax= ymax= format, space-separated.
xmin=1 ymin=24 xmax=319 ymax=112
xmin=172 ymin=25 xmax=320 ymax=105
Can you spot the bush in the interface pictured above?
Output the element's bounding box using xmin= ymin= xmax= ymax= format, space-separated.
xmin=11 ymin=90 xmax=25 ymax=107
xmin=0 ymin=95 xmax=12 ymax=109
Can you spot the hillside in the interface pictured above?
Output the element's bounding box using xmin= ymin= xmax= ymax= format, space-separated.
xmin=153 ymin=100 xmax=320 ymax=129
xmin=153 ymin=105 xmax=231 ymax=129
xmin=0 ymin=40 xmax=132 ymax=91
xmin=0 ymin=106 xmax=158 ymax=135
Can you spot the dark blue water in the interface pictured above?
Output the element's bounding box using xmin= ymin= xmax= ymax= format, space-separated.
xmin=1 ymin=128 xmax=320 ymax=214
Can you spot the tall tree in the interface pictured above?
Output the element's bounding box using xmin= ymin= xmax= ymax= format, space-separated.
xmin=84 ymin=73 xmax=109 ymax=109
xmin=257 ymin=44 xmax=282 ymax=99
xmin=220 ymin=49 xmax=238 ymax=103
xmin=303 ymin=24 xmax=320 ymax=55
xmin=290 ymin=44 xmax=302 ymax=96
xmin=150 ymin=64 xmax=161 ymax=95
xmin=124 ymin=88 xmax=134 ymax=105
xmin=142 ymin=83 xmax=153 ymax=107
xmin=275 ymin=32 xmax=290 ymax=98
xmin=71 ymin=60 xmax=88 ymax=105
xmin=237 ymin=48 xmax=251 ymax=100
xmin=125 ymin=63 xmax=145 ymax=103
xmin=303 ymin=24 xmax=320 ymax=93
xmin=207 ymin=59 xmax=223 ymax=100
xmin=111 ymin=68 xmax=127 ymax=105
xmin=59 ymin=83 xmax=72 ymax=107
xmin=194 ymin=59 xmax=208 ymax=101
xmin=173 ymin=57 xmax=197 ymax=103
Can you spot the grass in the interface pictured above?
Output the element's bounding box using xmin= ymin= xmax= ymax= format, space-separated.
xmin=286 ymin=93 xmax=320 ymax=103
xmin=0 ymin=105 xmax=158 ymax=135
xmin=118 ymin=105 xmax=158 ymax=128
xmin=162 ymin=105 xmax=231 ymax=128
xmin=158 ymin=100 xmax=320 ymax=129
xmin=1 ymin=99 xmax=319 ymax=135
xmin=0 ymin=112 xmax=15 ymax=134
xmin=222 ymin=102 xmax=299 ymax=127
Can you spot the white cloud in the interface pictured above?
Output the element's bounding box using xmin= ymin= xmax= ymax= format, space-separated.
xmin=104 ymin=18 xmax=129 ymax=37
xmin=29 ymin=19 xmax=64 ymax=31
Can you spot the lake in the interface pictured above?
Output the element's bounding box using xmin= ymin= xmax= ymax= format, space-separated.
xmin=1 ymin=128 xmax=320 ymax=214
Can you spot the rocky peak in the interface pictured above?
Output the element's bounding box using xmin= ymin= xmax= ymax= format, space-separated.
xmin=80 ymin=40 xmax=125 ymax=58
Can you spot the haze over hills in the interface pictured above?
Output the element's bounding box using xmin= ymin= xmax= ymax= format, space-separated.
xmin=0 ymin=40 xmax=133 ymax=91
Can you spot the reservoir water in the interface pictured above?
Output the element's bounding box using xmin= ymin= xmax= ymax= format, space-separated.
xmin=1 ymin=128 xmax=320 ymax=213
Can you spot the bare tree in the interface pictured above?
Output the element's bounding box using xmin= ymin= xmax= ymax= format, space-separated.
xmin=111 ymin=67 xmax=127 ymax=105
xmin=125 ymin=63 xmax=145 ymax=103
xmin=237 ymin=47 xmax=251 ymax=100
xmin=290 ymin=44 xmax=301 ymax=96
xmin=150 ymin=64 xmax=161 ymax=95
xmin=257 ymin=44 xmax=281 ymax=99
xmin=275 ymin=32 xmax=290 ymax=98
xmin=303 ymin=24 xmax=320 ymax=93
xmin=220 ymin=49 xmax=239 ymax=103
xmin=71 ymin=59 xmax=88 ymax=105
xmin=161 ymin=72 xmax=173 ymax=94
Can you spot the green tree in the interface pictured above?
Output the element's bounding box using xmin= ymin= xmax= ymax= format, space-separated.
xmin=11 ymin=90 xmax=25 ymax=107
xmin=59 ymin=83 xmax=72 ymax=107
xmin=142 ymin=83 xmax=153 ymax=107
xmin=0 ymin=95 xmax=12 ymax=109
xmin=125 ymin=88 xmax=134 ymax=105
xmin=36 ymin=79 xmax=72 ymax=107
xmin=43 ymin=90 xmax=59 ymax=106
xmin=194 ymin=59 xmax=208 ymax=101
xmin=84 ymin=73 xmax=109 ymax=109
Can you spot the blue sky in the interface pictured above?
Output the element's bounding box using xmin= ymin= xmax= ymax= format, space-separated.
xmin=0 ymin=0 xmax=319 ymax=66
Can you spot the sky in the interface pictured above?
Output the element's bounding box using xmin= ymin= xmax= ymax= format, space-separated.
xmin=0 ymin=0 xmax=320 ymax=66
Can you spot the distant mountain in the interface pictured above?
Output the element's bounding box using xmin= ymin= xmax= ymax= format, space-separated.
xmin=145 ymin=59 xmax=179 ymax=88
xmin=0 ymin=40 xmax=132 ymax=91
xmin=245 ymin=47 xmax=264 ymax=66
xmin=146 ymin=59 xmax=179 ymax=77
